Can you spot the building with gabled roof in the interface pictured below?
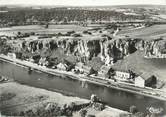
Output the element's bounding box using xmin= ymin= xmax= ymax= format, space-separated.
xmin=135 ymin=72 xmax=157 ymax=88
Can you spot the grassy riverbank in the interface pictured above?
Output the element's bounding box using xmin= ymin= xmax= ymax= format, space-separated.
xmin=0 ymin=82 xmax=128 ymax=117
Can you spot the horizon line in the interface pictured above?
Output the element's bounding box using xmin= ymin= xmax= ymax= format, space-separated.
xmin=0 ymin=3 xmax=166 ymax=7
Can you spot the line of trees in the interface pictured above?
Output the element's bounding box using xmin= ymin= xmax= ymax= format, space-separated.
xmin=0 ymin=8 xmax=147 ymax=26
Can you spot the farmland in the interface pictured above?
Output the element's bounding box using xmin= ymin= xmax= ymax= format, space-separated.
xmin=117 ymin=24 xmax=166 ymax=39
xmin=0 ymin=25 xmax=90 ymax=35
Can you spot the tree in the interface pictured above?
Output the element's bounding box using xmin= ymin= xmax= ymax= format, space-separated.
xmin=129 ymin=105 xmax=138 ymax=114
xmin=90 ymin=94 xmax=99 ymax=103
xmin=134 ymin=112 xmax=145 ymax=117
xmin=1 ymin=45 xmax=12 ymax=55
xmin=88 ymin=68 xmax=98 ymax=76
xmin=107 ymin=68 xmax=115 ymax=79
xmin=18 ymin=32 xmax=21 ymax=35
xmin=79 ymin=109 xmax=87 ymax=117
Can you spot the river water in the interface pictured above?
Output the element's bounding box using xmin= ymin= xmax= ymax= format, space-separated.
xmin=0 ymin=60 xmax=166 ymax=115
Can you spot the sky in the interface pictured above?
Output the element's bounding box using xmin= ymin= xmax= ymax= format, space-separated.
xmin=0 ymin=0 xmax=166 ymax=6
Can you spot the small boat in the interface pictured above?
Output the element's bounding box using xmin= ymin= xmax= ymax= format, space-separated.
xmin=28 ymin=67 xmax=33 ymax=74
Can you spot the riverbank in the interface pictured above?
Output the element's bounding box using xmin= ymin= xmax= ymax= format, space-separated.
xmin=0 ymin=54 xmax=166 ymax=101
xmin=0 ymin=82 xmax=128 ymax=117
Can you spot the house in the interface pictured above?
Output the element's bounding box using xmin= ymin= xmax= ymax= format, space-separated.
xmin=114 ymin=70 xmax=131 ymax=81
xmin=7 ymin=53 xmax=16 ymax=59
xmin=57 ymin=63 xmax=67 ymax=71
xmin=135 ymin=73 xmax=157 ymax=88
xmin=98 ymin=65 xmax=110 ymax=78
xmin=134 ymin=76 xmax=145 ymax=87
xmin=74 ymin=62 xmax=92 ymax=75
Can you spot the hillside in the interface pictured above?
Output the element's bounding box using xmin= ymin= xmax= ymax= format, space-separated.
xmin=112 ymin=50 xmax=166 ymax=81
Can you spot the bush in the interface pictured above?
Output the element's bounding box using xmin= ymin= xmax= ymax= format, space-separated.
xmin=87 ymin=114 xmax=96 ymax=117
xmin=19 ymin=111 xmax=25 ymax=116
xmin=92 ymin=102 xmax=105 ymax=111
xmin=72 ymin=33 xmax=82 ymax=37
xmin=68 ymin=102 xmax=76 ymax=111
xmin=134 ymin=112 xmax=145 ymax=117
xmin=79 ymin=109 xmax=87 ymax=117
xmin=0 ymin=93 xmax=16 ymax=102
xmin=119 ymin=113 xmax=130 ymax=117
xmin=129 ymin=105 xmax=138 ymax=114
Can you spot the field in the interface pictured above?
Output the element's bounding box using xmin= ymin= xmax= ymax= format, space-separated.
xmin=0 ymin=82 xmax=89 ymax=115
xmin=117 ymin=24 xmax=166 ymax=39
xmin=0 ymin=82 xmax=127 ymax=117
xmin=156 ymin=14 xmax=166 ymax=20
xmin=0 ymin=25 xmax=90 ymax=36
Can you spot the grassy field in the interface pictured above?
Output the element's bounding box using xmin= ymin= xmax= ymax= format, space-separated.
xmin=117 ymin=24 xmax=166 ymax=39
xmin=0 ymin=82 xmax=127 ymax=117
xmin=0 ymin=82 xmax=89 ymax=115
xmin=0 ymin=25 xmax=90 ymax=35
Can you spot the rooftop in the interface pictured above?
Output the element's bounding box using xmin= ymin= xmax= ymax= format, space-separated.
xmin=140 ymin=72 xmax=155 ymax=80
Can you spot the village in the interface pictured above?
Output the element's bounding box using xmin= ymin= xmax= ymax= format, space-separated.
xmin=4 ymin=51 xmax=159 ymax=88
xmin=0 ymin=26 xmax=163 ymax=90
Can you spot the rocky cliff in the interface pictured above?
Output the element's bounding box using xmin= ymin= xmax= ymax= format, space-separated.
xmin=144 ymin=38 xmax=166 ymax=58
xmin=19 ymin=36 xmax=143 ymax=65
xmin=11 ymin=35 xmax=166 ymax=67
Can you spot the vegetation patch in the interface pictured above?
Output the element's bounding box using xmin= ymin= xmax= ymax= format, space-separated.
xmin=0 ymin=92 xmax=16 ymax=102
xmin=87 ymin=57 xmax=104 ymax=71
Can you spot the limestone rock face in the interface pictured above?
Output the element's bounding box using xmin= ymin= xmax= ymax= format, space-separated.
xmin=144 ymin=39 xmax=166 ymax=58
xmin=19 ymin=37 xmax=145 ymax=64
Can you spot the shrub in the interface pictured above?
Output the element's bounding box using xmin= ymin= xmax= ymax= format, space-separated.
xmin=129 ymin=105 xmax=138 ymax=114
xmin=87 ymin=114 xmax=96 ymax=117
xmin=79 ymin=109 xmax=87 ymax=117
xmin=134 ymin=112 xmax=145 ymax=117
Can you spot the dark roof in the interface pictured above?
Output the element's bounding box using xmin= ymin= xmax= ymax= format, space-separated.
xmin=111 ymin=66 xmax=130 ymax=73
xmin=140 ymin=72 xmax=155 ymax=80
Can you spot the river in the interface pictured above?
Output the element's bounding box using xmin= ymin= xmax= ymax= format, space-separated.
xmin=0 ymin=60 xmax=166 ymax=115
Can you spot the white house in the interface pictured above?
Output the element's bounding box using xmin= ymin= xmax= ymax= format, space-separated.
xmin=135 ymin=76 xmax=145 ymax=87
xmin=57 ymin=63 xmax=67 ymax=71
xmin=7 ymin=53 xmax=16 ymax=59
xmin=114 ymin=71 xmax=130 ymax=81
